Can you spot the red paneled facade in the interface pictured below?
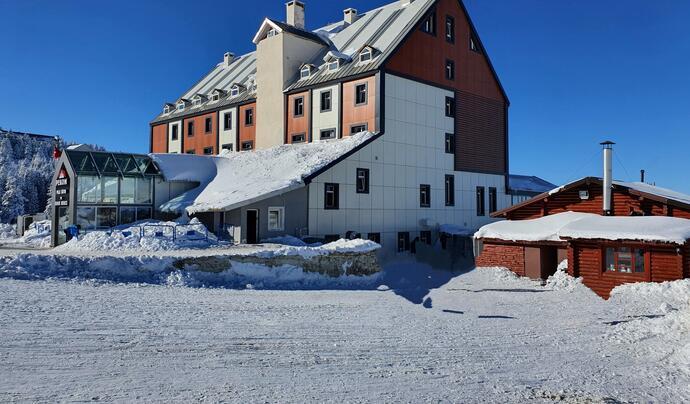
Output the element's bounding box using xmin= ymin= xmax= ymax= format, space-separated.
xmin=239 ymin=103 xmax=257 ymax=151
xmin=151 ymin=123 xmax=168 ymax=153
xmin=342 ymin=76 xmax=377 ymax=137
xmin=286 ymin=91 xmax=310 ymax=144
xmin=182 ymin=112 xmax=218 ymax=155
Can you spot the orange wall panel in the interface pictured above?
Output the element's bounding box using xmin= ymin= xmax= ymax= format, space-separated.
xmin=151 ymin=124 xmax=168 ymax=153
xmin=182 ymin=112 xmax=217 ymax=155
xmin=287 ymin=91 xmax=310 ymax=143
xmin=239 ymin=103 xmax=257 ymax=149
xmin=342 ymin=76 xmax=376 ymax=136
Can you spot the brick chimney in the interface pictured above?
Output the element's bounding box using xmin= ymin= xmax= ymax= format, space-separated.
xmin=286 ymin=1 xmax=305 ymax=29
xmin=223 ymin=52 xmax=235 ymax=67
xmin=344 ymin=8 xmax=358 ymax=25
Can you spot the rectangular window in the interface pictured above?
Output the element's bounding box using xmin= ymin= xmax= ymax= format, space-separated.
xmin=205 ymin=117 xmax=212 ymax=133
xmin=368 ymin=233 xmax=381 ymax=244
xmin=445 ymin=59 xmax=455 ymax=80
xmin=320 ymin=128 xmax=336 ymax=140
xmin=120 ymin=177 xmax=152 ymax=205
xmin=203 ymin=147 xmax=214 ymax=155
xmin=445 ymin=175 xmax=455 ymax=206
xmin=320 ymin=90 xmax=332 ymax=112
xmin=445 ymin=133 xmax=455 ymax=154
xmin=605 ymin=247 xmax=646 ymax=274
xmin=355 ymin=83 xmax=367 ymax=105
xmin=489 ymin=187 xmax=497 ymax=213
xmin=294 ymin=97 xmax=304 ymax=117
xmin=171 ymin=124 xmax=179 ymax=141
xmin=267 ymin=207 xmax=285 ymax=231
xmin=445 ymin=96 xmax=455 ymax=117
xmin=350 ymin=124 xmax=367 ymax=135
xmin=397 ymin=232 xmax=410 ymax=252
xmin=291 ymin=133 xmax=306 ymax=143
xmin=470 ymin=34 xmax=481 ymax=53
xmin=420 ymin=231 xmax=432 ymax=245
xmin=446 ymin=16 xmax=455 ymax=43
xmin=324 ymin=183 xmax=339 ymax=210
xmin=96 ymin=207 xmax=117 ymax=229
xmin=476 ymin=186 xmax=486 ymax=216
xmin=77 ymin=175 xmax=100 ymax=203
xmin=186 ymin=149 xmax=195 ymax=154
xmin=136 ymin=207 xmax=152 ymax=221
xmin=241 ymin=141 xmax=253 ymax=151
xmin=119 ymin=206 xmax=136 ymax=225
xmin=420 ymin=184 xmax=431 ymax=208
xmin=245 ymin=108 xmax=254 ymax=126
xmin=356 ymin=168 xmax=370 ymax=194
xmin=102 ymin=176 xmax=118 ymax=204
xmin=222 ymin=143 xmax=234 ymax=151
xmin=135 ymin=177 xmax=152 ymax=204
xmin=421 ymin=11 xmax=436 ymax=35
xmin=223 ymin=113 xmax=232 ymax=130
xmin=76 ymin=207 xmax=96 ymax=230
xmin=187 ymin=121 xmax=194 ymax=137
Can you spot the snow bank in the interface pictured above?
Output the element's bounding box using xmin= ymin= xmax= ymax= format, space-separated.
xmin=546 ymin=270 xmax=585 ymax=292
xmin=152 ymin=132 xmax=375 ymax=214
xmin=261 ymin=235 xmax=321 ymax=247
xmin=254 ymin=239 xmax=380 ymax=259
xmin=0 ymin=223 xmax=16 ymax=239
xmin=439 ymin=224 xmax=473 ymax=236
xmin=559 ymin=215 xmax=690 ymax=244
xmin=475 ymin=212 xmax=596 ymax=242
xmin=0 ymin=220 xmax=51 ymax=248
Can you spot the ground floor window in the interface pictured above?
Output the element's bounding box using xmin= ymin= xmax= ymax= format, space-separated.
xmin=119 ymin=206 xmax=152 ymax=225
xmin=420 ymin=230 xmax=432 ymax=245
xmin=241 ymin=141 xmax=253 ymax=151
xmin=367 ymin=233 xmax=381 ymax=244
xmin=398 ymin=232 xmax=410 ymax=252
xmin=604 ymin=247 xmax=645 ymax=274
xmin=267 ymin=207 xmax=285 ymax=231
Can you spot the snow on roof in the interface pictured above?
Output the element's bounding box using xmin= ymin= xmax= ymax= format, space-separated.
xmin=614 ymin=181 xmax=690 ymax=207
xmin=559 ymin=215 xmax=690 ymax=245
xmin=508 ymin=175 xmax=556 ymax=194
xmin=153 ymin=132 xmax=376 ymax=215
xmin=474 ymin=212 xmax=597 ymax=242
xmin=439 ymin=224 xmax=474 ymax=236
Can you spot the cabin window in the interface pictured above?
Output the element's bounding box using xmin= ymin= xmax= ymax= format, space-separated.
xmin=300 ymin=65 xmax=311 ymax=79
xmin=245 ymin=108 xmax=254 ymax=126
xmin=203 ymin=147 xmax=213 ymax=155
xmin=368 ymin=233 xmax=381 ymax=244
xmin=324 ymin=183 xmax=339 ymax=210
xmin=205 ymin=117 xmax=212 ymax=133
xmin=241 ymin=141 xmax=253 ymax=151
xmin=470 ymin=34 xmax=481 ymax=53
xmin=397 ymin=232 xmax=410 ymax=252
xmin=420 ymin=184 xmax=431 ymax=208
xmin=267 ymin=207 xmax=285 ymax=231
xmin=446 ymin=16 xmax=455 ymax=43
xmin=222 ymin=143 xmax=233 ymax=151
xmin=605 ymin=247 xmax=646 ymax=274
xmin=356 ymin=168 xmax=369 ymax=194
xmin=320 ymin=90 xmax=332 ymax=112
xmin=291 ymin=133 xmax=306 ymax=143
xmin=355 ymin=83 xmax=367 ymax=105
xmin=294 ymin=97 xmax=304 ymax=117
xmin=350 ymin=124 xmax=367 ymax=135
xmin=489 ymin=187 xmax=497 ymax=213
xmin=445 ymin=133 xmax=455 ymax=154
xmin=421 ymin=11 xmax=436 ymax=35
xmin=476 ymin=186 xmax=486 ymax=216
xmin=171 ymin=124 xmax=179 ymax=141
xmin=320 ymin=128 xmax=336 ymax=140
xmin=445 ymin=96 xmax=455 ymax=117
xmin=359 ymin=48 xmax=372 ymax=63
xmin=445 ymin=175 xmax=455 ymax=206
xmin=224 ymin=113 xmax=232 ymax=130
xmin=445 ymin=59 xmax=455 ymax=80
xmin=328 ymin=60 xmax=340 ymax=72
xmin=187 ymin=121 xmax=195 ymax=137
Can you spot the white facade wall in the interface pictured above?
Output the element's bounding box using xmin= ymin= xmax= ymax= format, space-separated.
xmin=218 ymin=107 xmax=237 ymax=151
xmin=167 ymin=121 xmax=182 ymax=154
xmin=307 ymin=74 xmax=510 ymax=255
xmin=311 ymin=84 xmax=340 ymax=140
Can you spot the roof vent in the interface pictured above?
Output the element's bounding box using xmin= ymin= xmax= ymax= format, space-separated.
xmin=344 ymin=8 xmax=358 ymax=24
xmin=224 ymin=52 xmax=235 ymax=67
xmin=286 ymin=1 xmax=305 ymax=30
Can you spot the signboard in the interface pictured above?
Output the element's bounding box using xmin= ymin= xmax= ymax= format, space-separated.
xmin=55 ymin=166 xmax=70 ymax=207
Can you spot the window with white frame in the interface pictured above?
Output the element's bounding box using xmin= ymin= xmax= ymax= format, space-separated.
xmin=328 ymin=60 xmax=340 ymax=72
xmin=267 ymin=207 xmax=285 ymax=231
xmin=300 ymin=65 xmax=312 ymax=79
xmin=230 ymin=87 xmax=240 ymax=97
xmin=267 ymin=28 xmax=278 ymax=38
xmin=211 ymin=93 xmax=220 ymax=102
xmin=177 ymin=102 xmax=185 ymax=111
xmin=359 ymin=48 xmax=372 ymax=63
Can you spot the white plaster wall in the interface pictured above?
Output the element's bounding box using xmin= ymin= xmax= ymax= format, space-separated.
xmin=311 ymin=84 xmax=340 ymax=141
xmin=218 ymin=107 xmax=237 ymax=151
xmin=307 ymin=74 xmax=510 ymax=255
xmin=168 ymin=121 xmax=182 ymax=154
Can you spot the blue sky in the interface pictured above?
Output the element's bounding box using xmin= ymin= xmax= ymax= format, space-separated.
xmin=1 ymin=0 xmax=689 ymax=192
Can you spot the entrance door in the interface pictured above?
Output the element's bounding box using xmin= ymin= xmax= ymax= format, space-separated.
xmin=246 ymin=210 xmax=259 ymax=244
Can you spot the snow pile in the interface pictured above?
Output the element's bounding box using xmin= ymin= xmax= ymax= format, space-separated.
xmin=0 ymin=220 xmax=51 ymax=248
xmin=153 ymin=132 xmax=376 ymax=214
xmin=439 ymin=224 xmax=473 ymax=236
xmin=475 ymin=212 xmax=596 ymax=242
xmin=0 ymin=223 xmax=16 ymax=239
xmin=546 ymin=270 xmax=584 ymax=292
xmin=55 ymin=219 xmax=218 ymax=252
xmin=559 ymin=215 xmax=690 ymax=244
xmin=254 ymin=238 xmax=380 ymax=259
xmin=261 ymin=235 xmax=321 ymax=247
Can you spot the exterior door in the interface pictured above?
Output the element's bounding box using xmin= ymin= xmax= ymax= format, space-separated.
xmin=246 ymin=210 xmax=258 ymax=244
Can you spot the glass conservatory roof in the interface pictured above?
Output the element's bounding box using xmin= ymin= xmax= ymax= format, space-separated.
xmin=65 ymin=150 xmax=161 ymax=177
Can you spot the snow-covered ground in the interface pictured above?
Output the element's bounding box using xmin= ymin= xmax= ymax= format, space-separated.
xmin=0 ymin=263 xmax=687 ymax=402
xmin=0 ymin=220 xmax=50 ymax=249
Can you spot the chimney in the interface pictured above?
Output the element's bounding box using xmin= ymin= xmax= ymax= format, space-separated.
xmin=344 ymin=8 xmax=358 ymax=24
xmin=223 ymin=52 xmax=235 ymax=67
xmin=640 ymin=169 xmax=645 ymax=183
xmin=286 ymin=1 xmax=305 ymax=30
xmin=601 ymin=141 xmax=615 ymax=216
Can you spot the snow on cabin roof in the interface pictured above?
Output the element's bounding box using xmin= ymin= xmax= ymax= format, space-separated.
xmin=152 ymin=132 xmax=377 ymax=215
xmin=559 ymin=215 xmax=690 ymax=245
xmin=613 ymin=181 xmax=690 ymax=207
xmin=475 ymin=212 xmax=596 ymax=243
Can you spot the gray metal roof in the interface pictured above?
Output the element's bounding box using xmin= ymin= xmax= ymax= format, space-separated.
xmin=152 ymin=0 xmax=435 ymax=123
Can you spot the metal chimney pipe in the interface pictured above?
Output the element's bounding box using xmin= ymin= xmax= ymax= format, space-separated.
xmin=640 ymin=169 xmax=645 ymax=183
xmin=601 ymin=141 xmax=615 ymax=216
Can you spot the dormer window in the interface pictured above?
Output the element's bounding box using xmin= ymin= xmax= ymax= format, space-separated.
xmin=267 ymin=28 xmax=278 ymax=38
xmin=359 ymin=48 xmax=373 ymax=63
xmin=192 ymin=98 xmax=202 ymax=107
xmin=176 ymin=101 xmax=185 ymax=111
xmin=211 ymin=93 xmax=219 ymax=102
xmin=163 ymin=104 xmax=173 ymax=114
xmin=300 ymin=65 xmax=313 ymax=79
xmin=230 ymin=84 xmax=245 ymax=98
xmin=327 ymin=60 xmax=340 ymax=72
